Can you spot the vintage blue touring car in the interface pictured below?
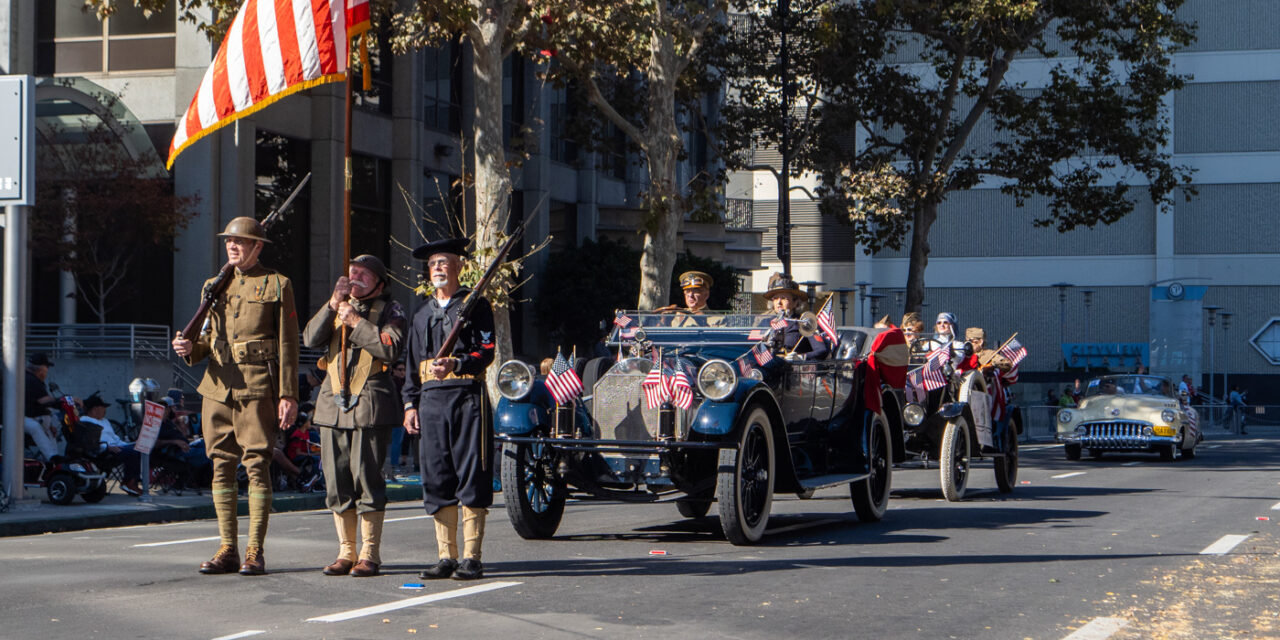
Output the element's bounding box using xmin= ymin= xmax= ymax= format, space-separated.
xmin=492 ymin=311 xmax=900 ymax=545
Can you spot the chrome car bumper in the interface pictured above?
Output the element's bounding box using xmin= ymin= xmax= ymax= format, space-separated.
xmin=1059 ymin=420 xmax=1177 ymax=449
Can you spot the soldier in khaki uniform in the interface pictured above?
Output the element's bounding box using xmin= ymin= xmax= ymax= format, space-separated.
xmin=172 ymin=217 xmax=299 ymax=576
xmin=302 ymin=255 xmax=406 ymax=578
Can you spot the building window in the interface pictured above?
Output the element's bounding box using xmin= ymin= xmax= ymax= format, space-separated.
xmin=255 ymin=131 xmax=312 ymax=318
xmin=351 ymin=154 xmax=392 ymax=265
xmin=353 ymin=28 xmax=393 ymax=115
xmin=423 ymin=40 xmax=462 ymax=133
xmin=37 ymin=0 xmax=176 ymax=75
xmin=549 ymin=86 xmax=578 ymax=165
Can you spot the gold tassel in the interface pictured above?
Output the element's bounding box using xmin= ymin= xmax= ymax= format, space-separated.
xmin=360 ymin=34 xmax=371 ymax=92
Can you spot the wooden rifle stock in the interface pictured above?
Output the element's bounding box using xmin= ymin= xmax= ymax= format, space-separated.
xmin=432 ymin=210 xmax=540 ymax=361
xmin=178 ymin=172 xmax=312 ymax=342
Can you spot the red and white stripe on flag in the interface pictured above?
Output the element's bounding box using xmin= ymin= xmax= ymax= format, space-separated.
xmin=545 ymin=352 xmax=583 ymax=405
xmin=668 ymin=370 xmax=694 ymax=410
xmin=641 ymin=362 xmax=668 ymax=410
xmin=346 ymin=0 xmax=370 ymax=36
xmin=168 ymin=0 xmax=359 ymax=169
xmin=817 ymin=297 xmax=838 ymax=344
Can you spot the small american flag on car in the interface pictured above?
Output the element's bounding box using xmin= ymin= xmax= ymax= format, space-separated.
xmin=737 ymin=356 xmax=753 ymax=376
xmin=545 ymin=351 xmax=583 ymax=405
xmin=817 ymin=296 xmax=838 ymax=344
xmin=668 ymin=369 xmax=694 ymax=410
xmin=752 ymin=342 xmax=773 ymax=366
xmin=770 ymin=315 xmax=788 ymax=330
xmin=614 ymin=314 xmax=632 ymax=328
xmin=641 ymin=355 xmax=669 ymax=410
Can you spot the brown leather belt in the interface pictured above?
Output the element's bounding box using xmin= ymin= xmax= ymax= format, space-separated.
xmin=419 ymin=359 xmax=478 ymax=382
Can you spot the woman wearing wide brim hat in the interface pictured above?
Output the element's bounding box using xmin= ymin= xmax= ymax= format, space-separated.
xmin=762 ymin=273 xmax=828 ymax=361
xmin=762 ymin=273 xmax=806 ymax=304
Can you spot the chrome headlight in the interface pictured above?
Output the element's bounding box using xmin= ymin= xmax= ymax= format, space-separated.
xmin=698 ymin=360 xmax=736 ymax=401
xmin=903 ymin=403 xmax=925 ymax=427
xmin=496 ymin=360 xmax=535 ymax=401
xmin=1160 ymin=409 xmax=1177 ymax=424
xmin=1143 ymin=426 xmax=1155 ymax=436
xmin=1057 ymin=410 xmax=1074 ymax=424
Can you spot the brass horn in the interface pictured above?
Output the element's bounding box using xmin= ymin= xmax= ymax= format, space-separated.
xmin=797 ymin=311 xmax=819 ymax=337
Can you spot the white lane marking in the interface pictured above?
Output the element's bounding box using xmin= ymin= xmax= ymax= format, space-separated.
xmin=211 ymin=631 xmax=265 ymax=640
xmin=1201 ymin=534 xmax=1250 ymax=555
xmin=1271 ymin=501 xmax=1280 ymax=511
xmin=765 ymin=518 xmax=840 ymax=535
xmin=1062 ymin=617 xmax=1128 ymax=640
xmin=133 ymin=536 xmax=220 ymax=548
xmin=1052 ymin=472 xmax=1087 ymax=479
xmin=307 ymin=581 xmax=521 ymax=623
xmin=384 ymin=515 xmax=431 ymax=523
xmin=1122 ymin=461 xmax=1142 ymax=467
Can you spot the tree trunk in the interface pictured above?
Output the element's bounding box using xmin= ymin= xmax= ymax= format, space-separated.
xmin=903 ymin=199 xmax=939 ymax=314
xmin=469 ymin=3 xmax=514 ymax=400
xmin=635 ymin=30 xmax=684 ymax=310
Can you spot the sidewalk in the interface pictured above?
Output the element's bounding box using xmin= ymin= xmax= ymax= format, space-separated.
xmin=0 ymin=476 xmax=425 ymax=538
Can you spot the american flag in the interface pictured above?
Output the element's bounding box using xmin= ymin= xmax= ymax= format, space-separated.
xmin=998 ymin=337 xmax=1026 ymax=384
xmin=752 ymin=342 xmax=773 ymax=365
xmin=737 ymin=356 xmax=753 ymax=376
xmin=770 ymin=315 xmax=788 ymax=331
xmin=816 ymin=296 xmax=838 ymax=344
xmin=907 ymin=346 xmax=949 ymax=396
xmin=544 ymin=352 xmax=583 ymax=405
xmin=641 ymin=359 xmax=669 ymax=410
xmin=614 ymin=314 xmax=632 ymax=328
xmin=668 ymin=369 xmax=694 ymax=410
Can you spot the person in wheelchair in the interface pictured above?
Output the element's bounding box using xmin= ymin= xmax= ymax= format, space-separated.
xmin=79 ymin=393 xmax=147 ymax=495
xmin=762 ymin=273 xmax=828 ymax=362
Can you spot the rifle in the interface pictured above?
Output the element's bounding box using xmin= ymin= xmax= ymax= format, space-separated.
xmin=433 ymin=209 xmax=540 ymax=361
xmin=179 ymin=172 xmax=312 ymax=342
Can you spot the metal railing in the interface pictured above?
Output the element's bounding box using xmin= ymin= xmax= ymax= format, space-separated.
xmin=26 ymin=324 xmax=172 ymax=360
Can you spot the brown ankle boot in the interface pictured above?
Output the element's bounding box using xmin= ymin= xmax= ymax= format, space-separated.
xmin=323 ymin=558 xmax=354 ymax=576
xmin=199 ymin=545 xmax=240 ymax=575
xmin=239 ymin=547 xmax=266 ymax=576
xmin=349 ymin=558 xmax=380 ymax=577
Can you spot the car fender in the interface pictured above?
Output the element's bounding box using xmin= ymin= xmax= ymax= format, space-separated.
xmin=495 ymin=383 xmax=555 ymax=435
xmin=694 ymin=380 xmax=800 ymax=493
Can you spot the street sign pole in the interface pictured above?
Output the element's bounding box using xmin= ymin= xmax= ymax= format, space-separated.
xmin=1 ymin=75 xmax=34 ymax=505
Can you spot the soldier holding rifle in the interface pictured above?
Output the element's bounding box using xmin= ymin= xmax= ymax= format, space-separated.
xmin=403 ymin=238 xmax=496 ymax=581
xmin=171 ymin=216 xmax=299 ymax=576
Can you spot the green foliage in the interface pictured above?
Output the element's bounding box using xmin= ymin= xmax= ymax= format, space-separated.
xmin=534 ymin=237 xmax=641 ymax=353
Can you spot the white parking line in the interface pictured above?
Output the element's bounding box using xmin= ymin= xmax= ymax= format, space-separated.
xmin=1052 ymin=472 xmax=1087 ymax=479
xmin=211 ymin=631 xmax=265 ymax=640
xmin=1271 ymin=501 xmax=1280 ymax=511
xmin=133 ymin=536 xmax=220 ymax=548
xmin=1062 ymin=617 xmax=1127 ymax=640
xmin=1200 ymin=534 xmax=1250 ymax=555
xmin=384 ymin=515 xmax=431 ymax=523
xmin=306 ymin=581 xmax=521 ymax=623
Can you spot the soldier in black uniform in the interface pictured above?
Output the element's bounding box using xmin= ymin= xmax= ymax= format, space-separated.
xmin=402 ymin=238 xmax=495 ymax=581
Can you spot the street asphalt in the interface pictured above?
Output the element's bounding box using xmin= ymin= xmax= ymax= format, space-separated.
xmin=1 ymin=429 xmax=1275 ymax=639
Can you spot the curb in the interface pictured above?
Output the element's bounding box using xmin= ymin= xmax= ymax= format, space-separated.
xmin=0 ymin=483 xmax=422 ymax=538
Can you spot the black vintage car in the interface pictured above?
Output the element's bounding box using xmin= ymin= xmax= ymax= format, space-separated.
xmin=894 ymin=343 xmax=1021 ymax=501
xmin=492 ymin=312 xmax=900 ymax=545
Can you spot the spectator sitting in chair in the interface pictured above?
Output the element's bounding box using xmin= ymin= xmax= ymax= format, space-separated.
xmin=80 ymin=393 xmax=145 ymax=496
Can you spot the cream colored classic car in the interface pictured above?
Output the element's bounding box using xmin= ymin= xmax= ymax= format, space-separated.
xmin=1056 ymin=375 xmax=1200 ymax=461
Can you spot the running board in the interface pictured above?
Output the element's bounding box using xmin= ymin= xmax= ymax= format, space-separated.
xmin=798 ymin=473 xmax=868 ymax=490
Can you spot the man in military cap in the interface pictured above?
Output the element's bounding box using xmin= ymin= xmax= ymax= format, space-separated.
xmin=303 ymin=254 xmax=405 ymax=577
xmin=403 ymin=237 xmax=495 ymax=581
xmin=762 ymin=273 xmax=828 ymax=361
xmin=172 ymin=216 xmax=299 ymax=576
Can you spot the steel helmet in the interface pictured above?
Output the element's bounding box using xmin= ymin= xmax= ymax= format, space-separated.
xmin=218 ymin=216 xmax=271 ymax=243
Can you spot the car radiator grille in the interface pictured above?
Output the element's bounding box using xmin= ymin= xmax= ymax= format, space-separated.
xmin=1079 ymin=421 xmax=1150 ymax=449
xmin=589 ymin=372 xmax=689 ymax=441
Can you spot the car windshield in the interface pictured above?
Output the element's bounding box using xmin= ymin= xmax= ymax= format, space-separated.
xmin=1084 ymin=375 xmax=1173 ymax=398
xmin=607 ymin=311 xmax=785 ymax=347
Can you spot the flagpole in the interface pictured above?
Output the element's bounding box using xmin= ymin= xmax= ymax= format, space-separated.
xmin=338 ymin=36 xmax=355 ymax=407
xmin=980 ymin=332 xmax=1019 ymax=368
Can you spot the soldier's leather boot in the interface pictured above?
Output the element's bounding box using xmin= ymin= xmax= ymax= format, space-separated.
xmin=453 ymin=558 xmax=483 ymax=581
xmin=199 ymin=545 xmax=240 ymax=575
xmin=350 ymin=511 xmax=385 ymax=577
xmin=324 ymin=510 xmax=358 ymax=576
xmin=239 ymin=547 xmax=266 ymax=576
xmin=420 ymin=558 xmax=457 ymax=579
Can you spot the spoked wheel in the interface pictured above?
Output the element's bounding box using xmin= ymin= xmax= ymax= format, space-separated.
xmin=501 ymin=437 xmax=565 ymax=539
xmin=994 ymin=433 xmax=1018 ymax=494
xmin=717 ymin=408 xmax=775 ymax=545
xmin=851 ymin=413 xmax=892 ymax=522
xmin=939 ymin=418 xmax=971 ymax=502
xmin=1064 ymin=443 xmax=1082 ymax=461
